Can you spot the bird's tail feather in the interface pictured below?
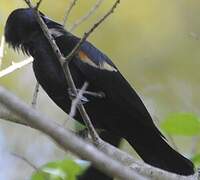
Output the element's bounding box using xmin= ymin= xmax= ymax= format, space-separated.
xmin=126 ymin=128 xmax=194 ymax=175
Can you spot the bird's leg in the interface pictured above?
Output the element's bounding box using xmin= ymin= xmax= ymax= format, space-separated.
xmin=79 ymin=90 xmax=105 ymax=98
xmin=77 ymin=128 xmax=89 ymax=139
xmin=68 ymin=88 xmax=105 ymax=100
xmin=67 ymin=88 xmax=89 ymax=103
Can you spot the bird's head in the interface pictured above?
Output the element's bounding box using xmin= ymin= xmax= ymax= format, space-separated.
xmin=5 ymin=8 xmax=64 ymax=52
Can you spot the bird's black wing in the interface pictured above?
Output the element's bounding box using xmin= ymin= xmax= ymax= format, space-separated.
xmin=68 ymin=38 xmax=162 ymax=135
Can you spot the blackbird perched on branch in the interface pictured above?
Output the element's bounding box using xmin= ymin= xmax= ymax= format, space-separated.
xmin=5 ymin=8 xmax=194 ymax=175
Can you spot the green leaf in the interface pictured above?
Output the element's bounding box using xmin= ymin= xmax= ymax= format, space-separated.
xmin=31 ymin=159 xmax=89 ymax=180
xmin=31 ymin=171 xmax=49 ymax=180
xmin=191 ymin=154 xmax=200 ymax=167
xmin=161 ymin=113 xmax=200 ymax=136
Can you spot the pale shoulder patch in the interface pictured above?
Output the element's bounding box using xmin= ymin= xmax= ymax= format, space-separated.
xmin=99 ymin=61 xmax=117 ymax=72
xmin=78 ymin=51 xmax=117 ymax=72
xmin=49 ymin=28 xmax=63 ymax=37
xmin=78 ymin=51 xmax=98 ymax=68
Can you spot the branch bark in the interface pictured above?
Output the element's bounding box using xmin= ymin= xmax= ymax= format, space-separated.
xmin=31 ymin=82 xmax=40 ymax=108
xmin=0 ymin=87 xmax=197 ymax=180
xmin=0 ymin=104 xmax=28 ymax=126
xmin=0 ymin=57 xmax=33 ymax=78
xmin=0 ymin=86 xmax=144 ymax=180
xmin=63 ymin=0 xmax=79 ymax=26
xmin=69 ymin=0 xmax=104 ymax=32
xmin=0 ymin=35 xmax=5 ymax=69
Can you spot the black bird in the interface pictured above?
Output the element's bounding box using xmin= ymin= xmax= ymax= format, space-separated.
xmin=5 ymin=8 xmax=194 ymax=176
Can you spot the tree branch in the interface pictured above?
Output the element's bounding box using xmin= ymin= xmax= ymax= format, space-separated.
xmin=63 ymin=0 xmax=79 ymax=26
xmin=64 ymin=0 xmax=120 ymax=63
xmin=23 ymin=0 xmax=122 ymax=144
xmin=69 ymin=81 xmax=88 ymax=118
xmin=0 ymin=35 xmax=5 ymax=69
xmin=0 ymin=86 xmax=145 ymax=180
xmin=69 ymin=0 xmax=104 ymax=32
xmin=31 ymin=82 xmax=40 ymax=108
xmin=25 ymin=0 xmax=120 ymax=144
xmin=0 ymin=87 xmax=197 ymax=179
xmin=0 ymin=104 xmax=28 ymax=126
xmin=0 ymin=57 xmax=33 ymax=78
xmin=24 ymin=0 xmax=33 ymax=8
xmin=16 ymin=1 xmax=196 ymax=179
xmin=33 ymin=8 xmax=100 ymax=142
xmin=10 ymin=152 xmax=38 ymax=170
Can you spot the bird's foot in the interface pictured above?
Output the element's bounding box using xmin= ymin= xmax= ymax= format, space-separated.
xmin=77 ymin=128 xmax=89 ymax=139
xmin=67 ymin=88 xmax=89 ymax=103
xmin=68 ymin=88 xmax=105 ymax=101
xmin=80 ymin=90 xmax=105 ymax=98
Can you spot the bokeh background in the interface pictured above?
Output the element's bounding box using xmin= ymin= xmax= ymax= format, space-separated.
xmin=0 ymin=0 xmax=200 ymax=179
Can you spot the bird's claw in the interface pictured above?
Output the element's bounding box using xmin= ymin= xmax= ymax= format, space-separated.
xmin=67 ymin=88 xmax=89 ymax=104
xmin=68 ymin=88 xmax=105 ymax=101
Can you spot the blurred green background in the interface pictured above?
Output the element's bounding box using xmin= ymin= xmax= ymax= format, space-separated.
xmin=0 ymin=0 xmax=200 ymax=179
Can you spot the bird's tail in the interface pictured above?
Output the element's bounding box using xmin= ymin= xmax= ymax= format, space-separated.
xmin=126 ymin=127 xmax=194 ymax=175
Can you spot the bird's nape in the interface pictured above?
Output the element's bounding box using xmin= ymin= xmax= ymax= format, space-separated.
xmin=4 ymin=8 xmax=64 ymax=51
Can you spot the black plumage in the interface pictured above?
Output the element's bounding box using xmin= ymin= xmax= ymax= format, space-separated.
xmin=5 ymin=8 xmax=194 ymax=175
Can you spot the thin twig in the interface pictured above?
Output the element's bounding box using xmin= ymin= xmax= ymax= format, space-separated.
xmin=64 ymin=0 xmax=121 ymax=64
xmin=23 ymin=1 xmax=41 ymax=111
xmin=24 ymin=0 xmax=33 ymax=7
xmin=75 ymin=89 xmax=105 ymax=98
xmin=24 ymin=1 xmax=99 ymax=143
xmin=62 ymin=0 xmax=121 ymax=143
xmin=63 ymin=0 xmax=78 ymax=26
xmin=63 ymin=63 xmax=100 ymax=143
xmin=24 ymin=2 xmax=99 ymax=142
xmin=69 ymin=0 xmax=104 ymax=32
xmin=0 ymin=86 xmax=147 ymax=180
xmin=0 ymin=36 xmax=5 ymax=69
xmin=69 ymin=82 xmax=89 ymax=118
xmin=10 ymin=152 xmax=38 ymax=170
xmin=35 ymin=0 xmax=43 ymax=9
xmin=24 ymin=0 xmax=42 ymax=9
xmin=0 ymin=104 xmax=89 ymax=137
xmin=34 ymin=11 xmax=65 ymax=63
xmin=32 ymin=82 xmax=40 ymax=108
xmin=24 ymin=0 xmax=120 ymax=144
xmin=0 ymin=57 xmax=33 ymax=78
xmin=0 ymin=86 xmax=196 ymax=179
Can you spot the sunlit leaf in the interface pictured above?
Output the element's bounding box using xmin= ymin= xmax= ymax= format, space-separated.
xmin=161 ymin=113 xmax=200 ymax=136
xmin=31 ymin=171 xmax=49 ymax=180
xmin=191 ymin=154 xmax=200 ymax=167
xmin=31 ymin=159 xmax=89 ymax=180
